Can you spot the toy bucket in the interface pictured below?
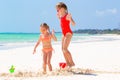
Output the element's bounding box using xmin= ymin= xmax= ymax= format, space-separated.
xmin=59 ymin=62 xmax=67 ymax=69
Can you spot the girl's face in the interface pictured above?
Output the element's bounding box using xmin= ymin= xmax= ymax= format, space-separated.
xmin=57 ymin=7 xmax=66 ymax=16
xmin=40 ymin=27 xmax=47 ymax=34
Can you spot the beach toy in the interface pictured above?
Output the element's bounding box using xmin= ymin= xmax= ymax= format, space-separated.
xmin=9 ymin=65 xmax=15 ymax=73
xmin=59 ymin=62 xmax=66 ymax=69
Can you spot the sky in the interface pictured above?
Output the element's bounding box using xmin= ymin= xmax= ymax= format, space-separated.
xmin=0 ymin=0 xmax=120 ymax=33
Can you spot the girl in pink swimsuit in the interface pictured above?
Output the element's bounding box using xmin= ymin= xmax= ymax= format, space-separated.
xmin=33 ymin=23 xmax=57 ymax=74
xmin=56 ymin=2 xmax=75 ymax=69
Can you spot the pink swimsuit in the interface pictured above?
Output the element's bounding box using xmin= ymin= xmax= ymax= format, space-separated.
xmin=40 ymin=35 xmax=53 ymax=53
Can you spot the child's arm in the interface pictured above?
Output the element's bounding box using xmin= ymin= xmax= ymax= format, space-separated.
xmin=51 ymin=29 xmax=57 ymax=41
xmin=66 ymin=13 xmax=76 ymax=26
xmin=33 ymin=36 xmax=41 ymax=54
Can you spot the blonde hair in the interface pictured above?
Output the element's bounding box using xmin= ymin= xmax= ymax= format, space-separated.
xmin=40 ymin=23 xmax=50 ymax=33
xmin=56 ymin=2 xmax=68 ymax=13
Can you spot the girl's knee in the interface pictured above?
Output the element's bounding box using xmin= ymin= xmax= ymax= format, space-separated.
xmin=43 ymin=62 xmax=47 ymax=66
xmin=62 ymin=47 xmax=68 ymax=53
xmin=47 ymin=63 xmax=51 ymax=66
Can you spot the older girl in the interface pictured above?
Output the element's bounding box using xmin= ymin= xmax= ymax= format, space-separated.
xmin=56 ymin=2 xmax=75 ymax=68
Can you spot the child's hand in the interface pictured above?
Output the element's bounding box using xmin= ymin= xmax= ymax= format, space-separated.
xmin=51 ymin=29 xmax=57 ymax=41
xmin=33 ymin=49 xmax=36 ymax=54
xmin=52 ymin=29 xmax=55 ymax=35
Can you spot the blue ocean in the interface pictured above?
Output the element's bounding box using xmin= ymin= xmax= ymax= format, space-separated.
xmin=0 ymin=33 xmax=117 ymax=50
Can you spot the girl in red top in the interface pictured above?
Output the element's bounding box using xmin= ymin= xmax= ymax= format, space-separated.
xmin=56 ymin=2 xmax=75 ymax=68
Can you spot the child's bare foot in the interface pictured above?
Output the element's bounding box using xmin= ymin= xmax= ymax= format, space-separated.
xmin=42 ymin=71 xmax=47 ymax=74
xmin=70 ymin=63 xmax=75 ymax=67
xmin=47 ymin=71 xmax=54 ymax=75
xmin=67 ymin=64 xmax=75 ymax=72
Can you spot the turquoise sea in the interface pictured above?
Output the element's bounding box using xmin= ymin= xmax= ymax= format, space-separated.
xmin=0 ymin=33 xmax=117 ymax=50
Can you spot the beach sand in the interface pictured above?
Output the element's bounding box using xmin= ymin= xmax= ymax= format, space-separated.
xmin=0 ymin=35 xmax=120 ymax=80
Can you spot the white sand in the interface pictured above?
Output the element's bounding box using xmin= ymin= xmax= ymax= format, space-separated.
xmin=0 ymin=35 xmax=120 ymax=80
xmin=0 ymin=74 xmax=120 ymax=80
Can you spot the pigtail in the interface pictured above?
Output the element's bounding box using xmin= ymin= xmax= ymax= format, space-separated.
xmin=66 ymin=9 xmax=68 ymax=14
xmin=47 ymin=25 xmax=51 ymax=34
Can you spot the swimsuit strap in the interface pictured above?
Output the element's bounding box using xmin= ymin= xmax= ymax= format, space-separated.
xmin=40 ymin=34 xmax=51 ymax=41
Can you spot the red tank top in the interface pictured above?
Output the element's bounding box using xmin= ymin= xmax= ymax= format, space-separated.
xmin=60 ymin=14 xmax=72 ymax=36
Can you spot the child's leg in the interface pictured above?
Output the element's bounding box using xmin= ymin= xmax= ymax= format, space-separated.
xmin=43 ymin=52 xmax=47 ymax=74
xmin=62 ymin=33 xmax=75 ymax=67
xmin=47 ymin=51 xmax=52 ymax=71
xmin=62 ymin=35 xmax=70 ymax=66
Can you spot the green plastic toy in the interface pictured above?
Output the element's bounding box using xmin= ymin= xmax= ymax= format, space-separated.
xmin=9 ymin=65 xmax=15 ymax=73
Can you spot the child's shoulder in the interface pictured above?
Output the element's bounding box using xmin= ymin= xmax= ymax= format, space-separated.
xmin=40 ymin=33 xmax=51 ymax=38
xmin=66 ymin=13 xmax=72 ymax=17
xmin=39 ymin=34 xmax=44 ymax=39
xmin=39 ymin=34 xmax=42 ymax=37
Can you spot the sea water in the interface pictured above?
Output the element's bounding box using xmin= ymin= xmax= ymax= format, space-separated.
xmin=0 ymin=33 xmax=118 ymax=50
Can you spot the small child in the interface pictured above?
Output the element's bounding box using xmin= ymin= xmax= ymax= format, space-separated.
xmin=33 ymin=23 xmax=57 ymax=74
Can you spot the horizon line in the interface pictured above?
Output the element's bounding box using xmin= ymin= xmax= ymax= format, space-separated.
xmin=0 ymin=28 xmax=120 ymax=33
